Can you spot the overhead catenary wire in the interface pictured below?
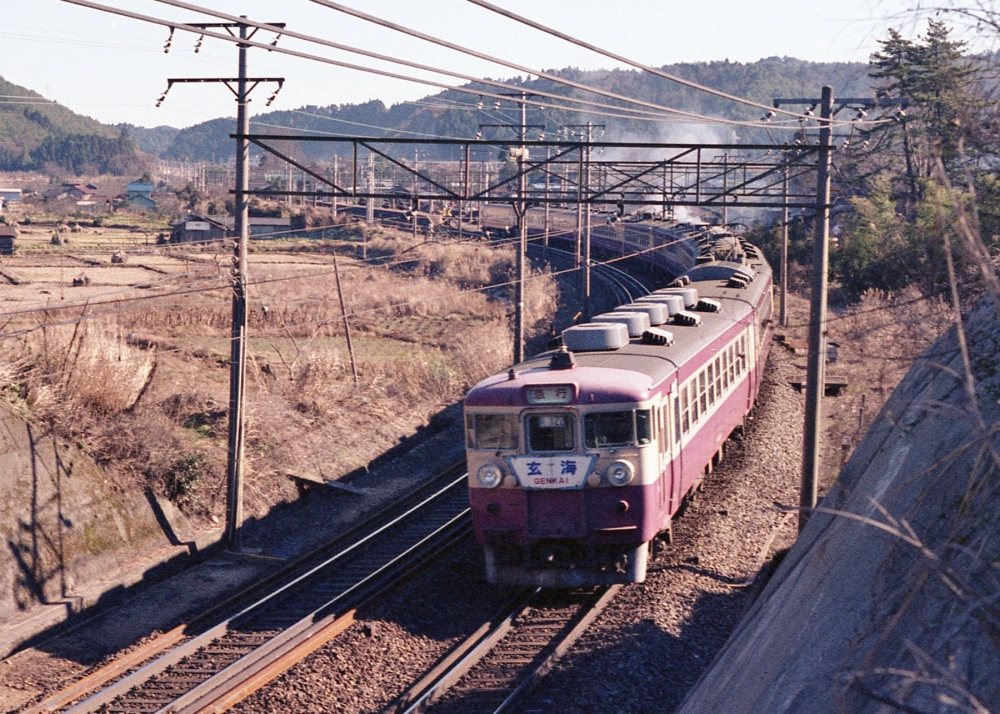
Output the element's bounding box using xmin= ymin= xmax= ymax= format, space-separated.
xmin=62 ymin=0 xmax=771 ymax=135
xmin=466 ymin=0 xmax=842 ymax=123
xmin=147 ymin=0 xmax=765 ymax=128
xmin=305 ymin=0 xmax=842 ymax=130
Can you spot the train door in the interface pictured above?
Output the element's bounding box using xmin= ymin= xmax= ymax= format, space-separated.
xmin=669 ymin=389 xmax=683 ymax=515
xmin=656 ymin=400 xmax=669 ymax=515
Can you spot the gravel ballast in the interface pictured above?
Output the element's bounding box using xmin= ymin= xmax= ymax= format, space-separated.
xmin=230 ymin=341 xmax=807 ymax=714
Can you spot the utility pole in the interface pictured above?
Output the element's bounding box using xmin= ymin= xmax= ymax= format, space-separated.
xmin=156 ymin=18 xmax=284 ymax=550
xmin=722 ymin=153 xmax=729 ymax=226
xmin=543 ymin=146 xmax=550 ymax=259
xmin=770 ymin=90 xmax=908 ymax=532
xmin=366 ymin=152 xmax=375 ymax=226
xmin=332 ymin=154 xmax=339 ymax=219
xmin=801 ymin=85 xmax=834 ymax=533
xmin=484 ymin=92 xmax=540 ymax=364
xmin=583 ymin=121 xmax=593 ymax=320
xmin=514 ymin=93 xmax=528 ymax=364
xmin=780 ymin=163 xmax=789 ymax=327
xmin=413 ymin=149 xmax=419 ymax=240
xmin=561 ymin=123 xmax=602 ymax=319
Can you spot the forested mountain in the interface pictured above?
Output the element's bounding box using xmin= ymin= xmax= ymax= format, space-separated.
xmin=117 ymin=123 xmax=180 ymax=158
xmin=160 ymin=57 xmax=873 ymax=162
xmin=0 ymin=75 xmax=137 ymax=174
xmin=0 ymin=58 xmax=874 ymax=169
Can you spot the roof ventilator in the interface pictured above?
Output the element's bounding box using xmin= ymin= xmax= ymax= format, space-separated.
xmin=674 ymin=311 xmax=702 ymax=327
xmin=728 ymin=274 xmax=749 ymax=288
xmin=697 ymin=298 xmax=722 ymax=312
xmin=642 ymin=327 xmax=675 ymax=346
xmin=591 ymin=311 xmax=651 ymax=338
xmin=562 ymin=322 xmax=630 ymax=351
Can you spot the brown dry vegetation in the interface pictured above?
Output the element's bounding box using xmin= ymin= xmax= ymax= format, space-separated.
xmin=778 ymin=287 xmax=953 ymax=491
xmin=0 ymin=225 xmax=557 ymax=524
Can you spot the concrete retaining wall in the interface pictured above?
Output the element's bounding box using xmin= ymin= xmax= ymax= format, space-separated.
xmin=0 ymin=404 xmax=213 ymax=655
xmin=677 ymin=298 xmax=1000 ymax=713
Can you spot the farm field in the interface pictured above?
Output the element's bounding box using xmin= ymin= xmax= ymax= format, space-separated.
xmin=0 ymin=225 xmax=557 ymax=529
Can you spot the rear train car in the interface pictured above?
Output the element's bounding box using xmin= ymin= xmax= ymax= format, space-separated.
xmin=463 ymin=230 xmax=773 ymax=586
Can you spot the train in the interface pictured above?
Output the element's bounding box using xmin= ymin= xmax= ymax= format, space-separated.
xmin=463 ymin=214 xmax=773 ymax=587
xmin=479 ymin=202 xmax=700 ymax=278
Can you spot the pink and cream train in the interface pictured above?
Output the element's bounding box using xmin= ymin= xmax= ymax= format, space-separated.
xmin=463 ymin=226 xmax=773 ymax=586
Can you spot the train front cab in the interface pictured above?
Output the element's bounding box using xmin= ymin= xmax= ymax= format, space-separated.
xmin=465 ymin=378 xmax=665 ymax=588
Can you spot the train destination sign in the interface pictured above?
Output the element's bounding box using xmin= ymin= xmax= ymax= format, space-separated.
xmin=506 ymin=455 xmax=597 ymax=489
xmin=524 ymin=385 xmax=575 ymax=405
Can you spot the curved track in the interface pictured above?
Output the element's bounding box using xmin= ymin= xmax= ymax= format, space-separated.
xmin=527 ymin=243 xmax=652 ymax=306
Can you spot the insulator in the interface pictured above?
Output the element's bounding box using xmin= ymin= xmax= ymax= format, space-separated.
xmin=494 ymin=100 xmax=501 ymax=110
xmin=475 ymin=131 xmax=482 ymax=140
xmin=194 ymin=34 xmax=204 ymax=53
xmin=271 ymin=33 xmax=282 ymax=47
xmin=476 ymin=97 xmax=484 ymax=110
xmin=266 ymin=83 xmax=283 ymax=107
xmin=537 ymin=132 xmax=545 ymax=141
xmin=163 ymin=27 xmax=174 ymax=53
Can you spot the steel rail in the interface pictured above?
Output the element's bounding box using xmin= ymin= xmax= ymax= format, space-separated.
xmin=166 ymin=508 xmax=470 ymax=714
xmin=38 ymin=470 xmax=468 ymax=714
xmin=532 ymin=244 xmax=652 ymax=305
xmin=383 ymin=586 xmax=621 ymax=714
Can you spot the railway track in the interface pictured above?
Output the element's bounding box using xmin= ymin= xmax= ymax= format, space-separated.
xmin=27 ymin=467 xmax=471 ymax=714
xmin=382 ymin=586 xmax=621 ymax=714
xmin=527 ymin=243 xmax=652 ymax=306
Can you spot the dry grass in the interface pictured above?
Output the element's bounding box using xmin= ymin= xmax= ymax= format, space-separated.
xmin=0 ymin=226 xmax=555 ymax=522
xmin=7 ymin=318 xmax=154 ymax=423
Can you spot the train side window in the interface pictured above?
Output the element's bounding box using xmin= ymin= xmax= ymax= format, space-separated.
xmin=469 ymin=414 xmax=520 ymax=450
xmin=722 ymin=351 xmax=730 ymax=390
xmin=698 ymin=372 xmax=708 ymax=412
xmin=680 ymin=390 xmax=690 ymax=433
xmin=636 ymin=410 xmax=652 ymax=445
xmin=707 ymin=364 xmax=716 ymax=405
xmin=715 ymin=357 xmax=723 ymax=396
xmin=690 ymin=382 xmax=700 ymax=423
xmin=739 ymin=335 xmax=747 ymax=372
xmin=729 ymin=344 xmax=736 ymax=381
xmin=673 ymin=396 xmax=681 ymax=443
xmin=527 ymin=413 xmax=575 ymax=452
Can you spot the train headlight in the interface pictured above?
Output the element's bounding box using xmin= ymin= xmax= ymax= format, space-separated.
xmin=606 ymin=461 xmax=635 ymax=487
xmin=477 ymin=463 xmax=503 ymax=488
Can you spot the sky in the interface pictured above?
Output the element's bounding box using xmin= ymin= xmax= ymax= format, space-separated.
xmin=0 ymin=0 xmax=964 ymax=130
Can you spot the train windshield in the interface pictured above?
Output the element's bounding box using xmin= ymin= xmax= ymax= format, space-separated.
xmin=526 ymin=413 xmax=575 ymax=452
xmin=466 ymin=414 xmax=520 ymax=450
xmin=584 ymin=410 xmax=652 ymax=448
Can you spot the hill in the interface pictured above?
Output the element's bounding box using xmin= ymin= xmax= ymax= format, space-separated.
xmin=0 ymin=75 xmax=137 ymax=174
xmin=159 ymin=57 xmax=873 ymax=162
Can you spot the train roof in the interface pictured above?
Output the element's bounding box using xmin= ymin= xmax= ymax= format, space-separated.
xmin=466 ymin=244 xmax=772 ymax=408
